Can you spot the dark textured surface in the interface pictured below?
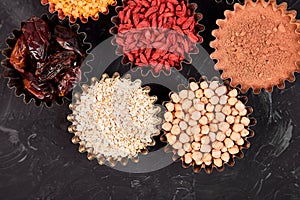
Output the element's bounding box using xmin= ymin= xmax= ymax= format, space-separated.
xmin=1 ymin=0 xmax=300 ymax=199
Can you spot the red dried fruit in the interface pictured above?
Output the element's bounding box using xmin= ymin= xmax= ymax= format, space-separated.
xmin=159 ymin=3 xmax=165 ymax=14
xmin=22 ymin=16 xmax=51 ymax=61
xmin=36 ymin=51 xmax=77 ymax=81
xmin=23 ymin=72 xmax=55 ymax=100
xmin=113 ymin=0 xmax=203 ymax=75
xmin=8 ymin=16 xmax=86 ymax=103
xmin=183 ymin=17 xmax=194 ymax=29
xmin=57 ymin=67 xmax=81 ymax=97
xmin=10 ymin=35 xmax=27 ymax=73
xmin=54 ymin=25 xmax=83 ymax=56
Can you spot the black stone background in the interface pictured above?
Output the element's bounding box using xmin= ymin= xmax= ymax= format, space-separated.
xmin=1 ymin=0 xmax=300 ymax=199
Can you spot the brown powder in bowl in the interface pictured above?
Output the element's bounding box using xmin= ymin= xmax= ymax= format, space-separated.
xmin=210 ymin=0 xmax=300 ymax=93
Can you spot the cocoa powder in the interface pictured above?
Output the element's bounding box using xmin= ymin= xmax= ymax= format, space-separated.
xmin=211 ymin=0 xmax=300 ymax=93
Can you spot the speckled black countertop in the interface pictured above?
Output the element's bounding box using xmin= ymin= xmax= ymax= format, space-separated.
xmin=0 ymin=0 xmax=300 ymax=199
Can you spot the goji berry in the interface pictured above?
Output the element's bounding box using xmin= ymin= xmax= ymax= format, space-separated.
xmin=112 ymin=0 xmax=203 ymax=75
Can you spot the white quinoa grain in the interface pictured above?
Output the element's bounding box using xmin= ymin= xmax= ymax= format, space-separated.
xmin=189 ymin=82 xmax=199 ymax=91
xmin=191 ymin=111 xmax=201 ymax=121
xmin=221 ymin=146 xmax=228 ymax=153
xmin=182 ymin=99 xmax=192 ymax=111
xmin=209 ymin=123 xmax=219 ymax=132
xmin=206 ymin=112 xmax=215 ymax=122
xmin=206 ymin=104 xmax=214 ymax=112
xmin=216 ymin=132 xmax=226 ymax=141
xmin=201 ymin=135 xmax=210 ymax=145
xmin=239 ymin=109 xmax=248 ymax=116
xmin=179 ymin=121 xmax=188 ymax=130
xmin=167 ymin=134 xmax=177 ymax=145
xmin=162 ymin=122 xmax=172 ymax=131
xmin=194 ymin=133 xmax=201 ymax=142
xmin=221 ymin=152 xmax=230 ymax=162
xmin=200 ymin=81 xmax=208 ymax=89
xmin=210 ymin=96 xmax=220 ymax=105
xmin=201 ymin=97 xmax=209 ymax=104
xmin=188 ymin=120 xmax=197 ymax=126
xmin=235 ymin=116 xmax=241 ymax=124
xmin=179 ymin=133 xmax=190 ymax=143
xmin=235 ymin=101 xmax=245 ymax=111
xmin=240 ymin=129 xmax=250 ymax=137
xmin=222 ymin=105 xmax=231 ymax=115
xmin=177 ymin=148 xmax=185 ymax=157
xmin=212 ymin=149 xmax=221 ymax=158
xmin=231 ymin=108 xmax=239 ymax=116
xmin=191 ymin=125 xmax=201 ymax=135
xmin=195 ymin=89 xmax=203 ymax=98
xmin=228 ymin=97 xmax=238 ymax=106
xmin=173 ymin=141 xmax=182 ymax=149
xmin=214 ymin=158 xmax=223 ymax=167
xmin=219 ymin=95 xmax=228 ymax=105
xmin=226 ymin=115 xmax=235 ymax=124
xmin=202 ymin=152 xmax=212 ymax=163
xmin=194 ymin=158 xmax=203 ymax=165
xmin=179 ymin=90 xmax=188 ymax=99
xmin=241 ymin=117 xmax=250 ymax=126
xmin=199 ymin=116 xmax=208 ymax=125
xmin=174 ymin=104 xmax=182 ymax=111
xmin=218 ymin=122 xmax=230 ymax=132
xmin=230 ymin=132 xmax=241 ymax=141
xmin=175 ymin=111 xmax=184 ymax=119
xmin=184 ymin=153 xmax=193 ymax=164
xmin=228 ymin=89 xmax=238 ymax=97
xmin=194 ymin=101 xmax=205 ymax=111
xmin=73 ymin=75 xmax=160 ymax=160
xmin=171 ymin=125 xmax=181 ymax=135
xmin=212 ymin=141 xmax=224 ymax=150
xmin=201 ymin=125 xmax=210 ymax=135
xmin=165 ymin=102 xmax=174 ymax=111
xmin=209 ymin=81 xmax=219 ymax=90
xmin=183 ymin=143 xmax=192 ymax=152
xmin=228 ymin=145 xmax=239 ymax=155
xmin=215 ymin=112 xmax=225 ymax=122
xmin=192 ymin=142 xmax=201 ymax=150
xmin=225 ymin=129 xmax=232 ymax=137
xmin=186 ymin=126 xmax=192 ymax=135
xmin=215 ymin=86 xmax=227 ymax=96
xmin=209 ymin=132 xmax=216 ymax=142
xmin=172 ymin=118 xmax=181 ymax=125
xmin=204 ymin=88 xmax=214 ymax=98
xmin=164 ymin=112 xmax=173 ymax=122
xmin=171 ymin=93 xmax=180 ymax=103
xmin=236 ymin=138 xmax=244 ymax=145
xmin=232 ymin=124 xmax=244 ymax=132
xmin=192 ymin=151 xmax=203 ymax=162
xmin=187 ymin=91 xmax=195 ymax=100
xmin=224 ymin=138 xmax=234 ymax=148
xmin=214 ymin=104 xmax=223 ymax=112
xmin=201 ymin=144 xmax=212 ymax=153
